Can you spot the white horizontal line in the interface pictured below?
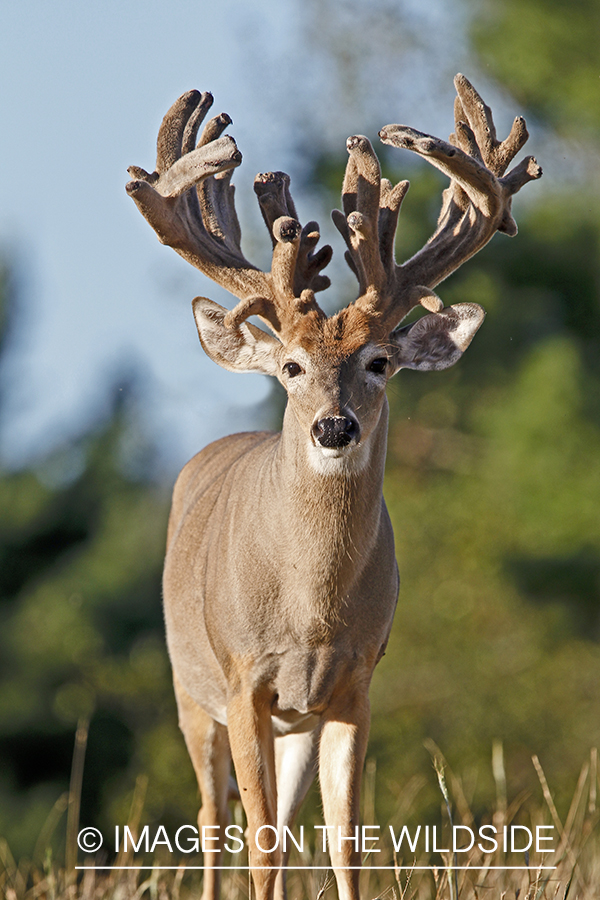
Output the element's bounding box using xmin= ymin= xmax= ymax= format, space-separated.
xmin=75 ymin=865 xmax=557 ymax=871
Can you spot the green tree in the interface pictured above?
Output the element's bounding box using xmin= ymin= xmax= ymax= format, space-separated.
xmin=0 ymin=269 xmax=198 ymax=859
xmin=469 ymin=0 xmax=600 ymax=141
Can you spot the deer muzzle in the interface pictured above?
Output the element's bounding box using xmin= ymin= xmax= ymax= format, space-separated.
xmin=311 ymin=415 xmax=360 ymax=449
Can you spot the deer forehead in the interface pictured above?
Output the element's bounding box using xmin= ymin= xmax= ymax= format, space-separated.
xmin=282 ymin=305 xmax=388 ymax=367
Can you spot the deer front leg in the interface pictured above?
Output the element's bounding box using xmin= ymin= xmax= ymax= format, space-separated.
xmin=174 ymin=674 xmax=232 ymax=900
xmin=319 ymin=692 xmax=371 ymax=900
xmin=227 ymin=687 xmax=281 ymax=900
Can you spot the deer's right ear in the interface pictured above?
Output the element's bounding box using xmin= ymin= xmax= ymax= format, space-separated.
xmin=192 ymin=298 xmax=282 ymax=376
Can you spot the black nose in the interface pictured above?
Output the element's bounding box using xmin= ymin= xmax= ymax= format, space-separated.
xmin=312 ymin=416 xmax=359 ymax=448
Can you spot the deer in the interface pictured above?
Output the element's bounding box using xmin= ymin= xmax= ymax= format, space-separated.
xmin=126 ymin=75 xmax=540 ymax=900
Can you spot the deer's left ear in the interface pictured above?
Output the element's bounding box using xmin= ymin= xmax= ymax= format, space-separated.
xmin=389 ymin=303 xmax=485 ymax=374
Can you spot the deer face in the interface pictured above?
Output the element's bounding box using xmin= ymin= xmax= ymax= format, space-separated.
xmin=278 ymin=342 xmax=389 ymax=459
xmin=193 ymin=297 xmax=484 ymax=466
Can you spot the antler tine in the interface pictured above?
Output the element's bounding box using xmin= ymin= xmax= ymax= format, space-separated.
xmin=181 ymin=91 xmax=215 ymax=156
xmin=156 ymin=90 xmax=208 ymax=173
xmin=332 ymin=135 xmax=391 ymax=305
xmin=252 ymin=173 xmax=332 ymax=296
xmin=192 ymin=114 xmax=243 ymax=253
xmin=372 ymin=73 xmax=542 ymax=331
xmin=254 ymin=171 xmax=299 ymax=246
xmin=127 ymin=91 xmax=333 ymax=340
xmin=200 ymin=168 xmax=242 ymax=255
xmin=454 ymin=75 xmax=529 ymax=177
xmin=333 ymin=136 xmax=414 ymax=321
xmin=296 ymin=222 xmax=333 ymax=295
xmin=378 ymin=178 xmax=410 ymax=275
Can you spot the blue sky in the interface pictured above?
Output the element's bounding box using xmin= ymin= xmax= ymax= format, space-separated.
xmin=0 ymin=0 xmax=497 ymax=476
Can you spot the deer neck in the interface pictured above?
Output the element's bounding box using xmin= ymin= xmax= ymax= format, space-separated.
xmin=259 ymin=399 xmax=390 ymax=625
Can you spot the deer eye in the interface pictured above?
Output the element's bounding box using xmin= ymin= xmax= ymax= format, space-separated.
xmin=368 ymin=357 xmax=388 ymax=374
xmin=283 ymin=361 xmax=304 ymax=378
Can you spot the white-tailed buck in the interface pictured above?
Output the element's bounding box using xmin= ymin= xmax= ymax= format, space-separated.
xmin=127 ymin=75 xmax=540 ymax=900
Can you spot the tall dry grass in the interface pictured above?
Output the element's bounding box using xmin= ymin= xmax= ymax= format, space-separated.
xmin=2 ymin=732 xmax=599 ymax=899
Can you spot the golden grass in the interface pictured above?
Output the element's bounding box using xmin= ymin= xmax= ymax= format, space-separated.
xmin=2 ymin=743 xmax=600 ymax=899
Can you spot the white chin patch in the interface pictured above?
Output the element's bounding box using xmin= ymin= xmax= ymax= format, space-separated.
xmin=319 ymin=447 xmax=347 ymax=458
xmin=307 ymin=441 xmax=370 ymax=475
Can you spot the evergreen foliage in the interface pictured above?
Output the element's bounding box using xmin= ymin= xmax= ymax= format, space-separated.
xmin=469 ymin=0 xmax=600 ymax=140
xmin=0 ymin=277 xmax=198 ymax=857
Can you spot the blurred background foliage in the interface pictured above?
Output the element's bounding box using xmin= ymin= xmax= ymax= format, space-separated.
xmin=1 ymin=0 xmax=600 ymax=864
xmin=469 ymin=0 xmax=600 ymax=142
